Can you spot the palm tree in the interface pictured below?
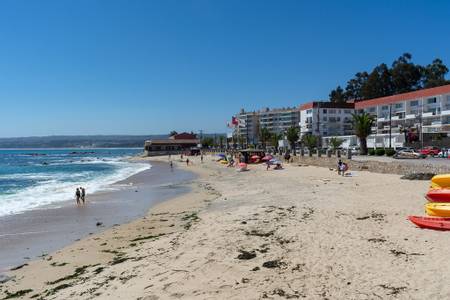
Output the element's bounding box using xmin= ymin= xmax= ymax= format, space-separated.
xmin=238 ymin=135 xmax=245 ymax=149
xmin=352 ymin=112 xmax=375 ymax=155
xmin=302 ymin=134 xmax=318 ymax=156
xmin=286 ymin=126 xmax=299 ymax=155
xmin=270 ymin=132 xmax=282 ymax=153
xmin=329 ymin=137 xmax=343 ymax=153
xmin=259 ymin=127 xmax=272 ymax=150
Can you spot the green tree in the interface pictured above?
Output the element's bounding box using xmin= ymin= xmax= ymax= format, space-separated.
xmin=345 ymin=72 xmax=368 ymax=101
xmin=259 ymin=127 xmax=272 ymax=150
xmin=361 ymin=64 xmax=393 ymax=99
xmin=238 ymin=135 xmax=245 ymax=148
xmin=391 ymin=53 xmax=422 ymax=94
xmin=219 ymin=136 xmax=225 ymax=150
xmin=302 ymin=134 xmax=318 ymax=151
xmin=352 ymin=112 xmax=375 ymax=155
xmin=422 ymin=58 xmax=449 ymax=88
xmin=201 ymin=137 xmax=214 ymax=148
xmin=270 ymin=132 xmax=282 ymax=153
xmin=329 ymin=137 xmax=343 ymax=151
xmin=285 ymin=126 xmax=299 ymax=155
xmin=329 ymin=86 xmax=347 ymax=103
xmin=169 ymin=131 xmax=178 ymax=137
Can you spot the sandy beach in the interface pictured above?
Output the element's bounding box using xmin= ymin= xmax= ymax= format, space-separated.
xmin=2 ymin=155 xmax=450 ymax=299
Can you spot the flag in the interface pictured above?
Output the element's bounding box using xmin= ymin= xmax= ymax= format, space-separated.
xmin=231 ymin=116 xmax=239 ymax=126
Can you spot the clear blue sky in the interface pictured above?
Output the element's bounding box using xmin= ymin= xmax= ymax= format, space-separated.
xmin=1 ymin=0 xmax=449 ymax=137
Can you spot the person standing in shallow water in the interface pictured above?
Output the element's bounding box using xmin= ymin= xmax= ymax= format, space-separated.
xmin=81 ymin=187 xmax=86 ymax=204
xmin=75 ymin=188 xmax=81 ymax=205
xmin=186 ymin=158 xmax=190 ymax=166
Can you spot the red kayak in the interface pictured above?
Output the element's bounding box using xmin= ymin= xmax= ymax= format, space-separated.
xmin=408 ymin=216 xmax=450 ymax=231
xmin=426 ymin=189 xmax=450 ymax=202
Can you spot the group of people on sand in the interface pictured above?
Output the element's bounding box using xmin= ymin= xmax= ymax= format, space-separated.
xmin=75 ymin=187 xmax=86 ymax=205
xmin=168 ymin=153 xmax=204 ymax=169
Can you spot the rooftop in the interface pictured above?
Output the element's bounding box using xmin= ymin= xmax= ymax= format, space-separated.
xmin=299 ymin=102 xmax=355 ymax=111
xmin=355 ymin=84 xmax=450 ymax=109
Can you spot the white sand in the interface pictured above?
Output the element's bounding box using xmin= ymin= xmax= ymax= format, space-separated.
xmin=2 ymin=155 xmax=449 ymax=300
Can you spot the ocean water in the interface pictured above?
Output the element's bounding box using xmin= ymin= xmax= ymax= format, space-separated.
xmin=0 ymin=148 xmax=149 ymax=217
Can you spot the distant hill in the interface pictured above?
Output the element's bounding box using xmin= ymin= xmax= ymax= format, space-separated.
xmin=0 ymin=133 xmax=226 ymax=148
xmin=0 ymin=135 xmax=167 ymax=148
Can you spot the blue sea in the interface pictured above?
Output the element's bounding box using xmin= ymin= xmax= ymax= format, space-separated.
xmin=0 ymin=149 xmax=149 ymax=217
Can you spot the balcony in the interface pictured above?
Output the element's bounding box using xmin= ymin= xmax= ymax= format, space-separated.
xmin=422 ymin=112 xmax=435 ymax=117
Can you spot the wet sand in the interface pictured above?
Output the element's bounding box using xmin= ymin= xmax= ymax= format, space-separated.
xmin=0 ymin=161 xmax=195 ymax=271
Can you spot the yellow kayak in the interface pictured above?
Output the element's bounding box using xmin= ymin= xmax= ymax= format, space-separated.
xmin=431 ymin=174 xmax=450 ymax=189
xmin=425 ymin=202 xmax=450 ymax=217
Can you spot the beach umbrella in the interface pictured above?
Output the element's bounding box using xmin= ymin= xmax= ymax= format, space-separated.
xmin=261 ymin=155 xmax=273 ymax=161
xmin=269 ymin=158 xmax=282 ymax=165
xmin=251 ymin=155 xmax=260 ymax=159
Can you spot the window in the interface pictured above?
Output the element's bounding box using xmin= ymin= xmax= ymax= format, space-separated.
xmin=369 ymin=107 xmax=376 ymax=112
xmin=323 ymin=109 xmax=327 ymax=114
xmin=382 ymin=106 xmax=388 ymax=110
xmin=336 ymin=117 xmax=341 ymax=122
xmin=410 ymin=100 xmax=419 ymax=106
xmin=394 ymin=103 xmax=403 ymax=109
xmin=323 ymin=117 xmax=327 ymax=121
xmin=306 ymin=109 xmax=312 ymax=114
xmin=427 ymin=97 xmax=437 ymax=104
xmin=344 ymin=109 xmax=351 ymax=113
xmin=329 ymin=109 xmax=336 ymax=114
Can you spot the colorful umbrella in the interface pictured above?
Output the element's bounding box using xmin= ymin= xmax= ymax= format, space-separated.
xmin=261 ymin=155 xmax=273 ymax=161
xmin=269 ymin=158 xmax=282 ymax=165
xmin=251 ymin=155 xmax=260 ymax=159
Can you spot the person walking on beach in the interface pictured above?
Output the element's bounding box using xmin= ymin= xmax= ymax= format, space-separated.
xmin=80 ymin=187 xmax=86 ymax=204
xmin=170 ymin=161 xmax=173 ymax=169
xmin=75 ymin=188 xmax=81 ymax=205
xmin=186 ymin=158 xmax=190 ymax=166
xmin=337 ymin=159 xmax=343 ymax=175
xmin=201 ymin=154 xmax=203 ymax=163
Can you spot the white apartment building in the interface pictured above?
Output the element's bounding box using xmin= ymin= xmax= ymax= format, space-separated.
xmin=299 ymin=102 xmax=355 ymax=138
xmin=234 ymin=107 xmax=300 ymax=145
xmin=355 ymin=84 xmax=450 ymax=147
xmin=259 ymin=107 xmax=300 ymax=135
xmin=234 ymin=109 xmax=260 ymax=145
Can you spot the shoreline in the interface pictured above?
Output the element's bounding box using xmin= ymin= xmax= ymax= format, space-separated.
xmin=4 ymin=155 xmax=450 ymax=299
xmin=0 ymin=159 xmax=196 ymax=271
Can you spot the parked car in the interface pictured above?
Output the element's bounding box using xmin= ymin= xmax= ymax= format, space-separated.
xmin=395 ymin=147 xmax=414 ymax=152
xmin=419 ymin=146 xmax=440 ymax=156
xmin=393 ymin=149 xmax=426 ymax=159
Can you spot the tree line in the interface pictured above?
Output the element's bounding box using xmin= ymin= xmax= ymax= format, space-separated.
xmin=329 ymin=53 xmax=449 ymax=103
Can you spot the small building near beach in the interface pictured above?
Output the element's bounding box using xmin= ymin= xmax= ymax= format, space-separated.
xmin=144 ymin=132 xmax=200 ymax=156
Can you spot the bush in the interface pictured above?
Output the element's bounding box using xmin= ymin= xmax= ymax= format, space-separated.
xmin=375 ymin=149 xmax=385 ymax=156
xmin=368 ymin=149 xmax=375 ymax=156
xmin=385 ymin=149 xmax=396 ymax=156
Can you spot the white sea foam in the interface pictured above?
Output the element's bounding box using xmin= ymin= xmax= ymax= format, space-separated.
xmin=0 ymin=160 xmax=151 ymax=217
